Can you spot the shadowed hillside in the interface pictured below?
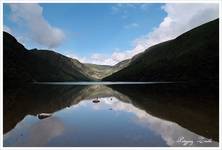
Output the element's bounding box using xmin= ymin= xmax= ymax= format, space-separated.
xmin=3 ymin=32 xmax=129 ymax=89
xmin=103 ymin=19 xmax=219 ymax=82
xmin=3 ymin=32 xmax=92 ymax=88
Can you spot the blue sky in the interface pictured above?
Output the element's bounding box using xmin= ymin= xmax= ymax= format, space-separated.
xmin=3 ymin=3 xmax=219 ymax=65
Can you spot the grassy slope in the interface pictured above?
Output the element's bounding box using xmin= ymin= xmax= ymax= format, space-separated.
xmin=84 ymin=59 xmax=131 ymax=80
xmin=84 ymin=64 xmax=114 ymax=80
xmin=103 ymin=19 xmax=219 ymax=82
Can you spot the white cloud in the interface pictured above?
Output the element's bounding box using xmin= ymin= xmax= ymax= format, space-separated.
xmin=59 ymin=3 xmax=219 ymax=66
xmin=9 ymin=3 xmax=65 ymax=49
xmin=97 ymin=3 xmax=219 ymax=65
xmin=64 ymin=52 xmax=115 ymax=65
xmin=85 ymin=53 xmax=116 ymax=65
xmin=65 ymin=51 xmax=132 ymax=66
xmin=130 ymin=3 xmax=219 ymax=55
xmin=111 ymin=51 xmax=132 ymax=62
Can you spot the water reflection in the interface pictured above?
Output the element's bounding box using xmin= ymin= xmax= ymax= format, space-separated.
xmin=4 ymin=83 xmax=219 ymax=147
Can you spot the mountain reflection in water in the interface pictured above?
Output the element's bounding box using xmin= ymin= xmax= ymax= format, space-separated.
xmin=3 ymin=82 xmax=219 ymax=147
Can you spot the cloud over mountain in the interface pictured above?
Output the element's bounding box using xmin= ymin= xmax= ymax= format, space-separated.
xmin=109 ymin=3 xmax=219 ymax=65
xmin=80 ymin=3 xmax=219 ymax=65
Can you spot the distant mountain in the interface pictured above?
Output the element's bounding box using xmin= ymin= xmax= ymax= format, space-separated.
xmin=103 ymin=19 xmax=219 ymax=82
xmin=84 ymin=59 xmax=130 ymax=79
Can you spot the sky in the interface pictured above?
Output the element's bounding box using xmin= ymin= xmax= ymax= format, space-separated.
xmin=3 ymin=3 xmax=219 ymax=65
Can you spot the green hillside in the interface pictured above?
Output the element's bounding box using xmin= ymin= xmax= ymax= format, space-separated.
xmin=84 ymin=59 xmax=130 ymax=79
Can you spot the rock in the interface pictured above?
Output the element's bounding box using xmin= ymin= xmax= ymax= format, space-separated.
xmin=37 ymin=113 xmax=52 ymax=119
xmin=92 ymin=97 xmax=100 ymax=103
xmin=92 ymin=99 xmax=100 ymax=103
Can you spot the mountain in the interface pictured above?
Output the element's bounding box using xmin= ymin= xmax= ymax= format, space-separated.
xmin=3 ymin=32 xmax=130 ymax=88
xmin=103 ymin=19 xmax=219 ymax=82
xmin=4 ymin=32 xmax=92 ymax=88
xmin=4 ymin=31 xmax=34 ymax=88
xmin=4 ymin=19 xmax=219 ymax=85
xmin=84 ymin=59 xmax=130 ymax=79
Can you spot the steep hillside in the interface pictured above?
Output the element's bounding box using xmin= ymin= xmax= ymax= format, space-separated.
xmin=4 ymin=32 xmax=33 ymax=88
xmin=24 ymin=49 xmax=94 ymax=82
xmin=103 ymin=19 xmax=219 ymax=82
xmin=3 ymin=32 xmax=92 ymax=88
xmin=3 ymin=31 xmax=130 ymax=88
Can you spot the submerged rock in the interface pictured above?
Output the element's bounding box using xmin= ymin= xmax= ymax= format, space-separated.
xmin=92 ymin=98 xmax=100 ymax=103
xmin=92 ymin=100 xmax=100 ymax=103
xmin=37 ymin=113 xmax=52 ymax=120
xmin=92 ymin=97 xmax=100 ymax=103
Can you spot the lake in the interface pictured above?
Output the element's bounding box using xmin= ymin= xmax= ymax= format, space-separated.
xmin=3 ymin=82 xmax=219 ymax=147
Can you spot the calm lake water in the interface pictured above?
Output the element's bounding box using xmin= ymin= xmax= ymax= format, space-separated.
xmin=3 ymin=82 xmax=219 ymax=147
